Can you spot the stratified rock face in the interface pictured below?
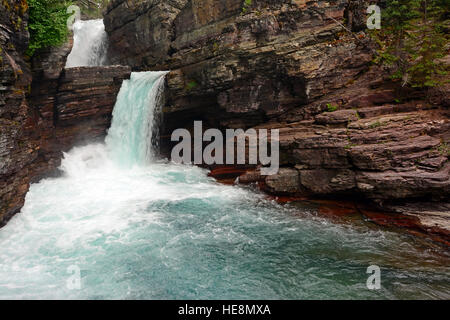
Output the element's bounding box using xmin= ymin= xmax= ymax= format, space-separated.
xmin=104 ymin=0 xmax=449 ymax=202
xmin=225 ymin=70 xmax=449 ymax=202
xmin=104 ymin=0 xmax=373 ymax=129
xmin=274 ymin=106 xmax=449 ymax=200
xmin=0 ymin=63 xmax=131 ymax=226
xmin=30 ymin=66 xmax=131 ymax=158
xmin=0 ymin=0 xmax=33 ymax=225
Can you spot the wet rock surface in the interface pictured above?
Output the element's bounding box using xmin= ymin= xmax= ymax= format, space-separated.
xmin=1 ymin=63 xmax=131 ymax=226
xmin=0 ymin=0 xmax=33 ymax=225
xmin=104 ymin=0 xmax=449 ymax=235
xmin=30 ymin=65 xmax=131 ymax=154
xmin=1 ymin=0 xmax=449 ymax=239
xmin=104 ymin=0 xmax=447 ymax=198
xmin=104 ymin=0 xmax=374 ymax=134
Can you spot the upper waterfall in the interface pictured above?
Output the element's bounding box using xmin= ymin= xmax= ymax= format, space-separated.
xmin=66 ymin=19 xmax=108 ymax=68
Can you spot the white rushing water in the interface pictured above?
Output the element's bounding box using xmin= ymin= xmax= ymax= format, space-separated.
xmin=106 ymin=72 xmax=167 ymax=167
xmin=66 ymin=19 xmax=108 ymax=68
xmin=0 ymin=71 xmax=449 ymax=298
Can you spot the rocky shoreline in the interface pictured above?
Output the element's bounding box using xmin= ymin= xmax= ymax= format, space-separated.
xmin=210 ymin=165 xmax=450 ymax=247
xmin=103 ymin=0 xmax=449 ymax=199
xmin=103 ymin=0 xmax=449 ymax=242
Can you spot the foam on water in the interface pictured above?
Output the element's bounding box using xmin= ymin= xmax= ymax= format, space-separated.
xmin=0 ymin=72 xmax=448 ymax=299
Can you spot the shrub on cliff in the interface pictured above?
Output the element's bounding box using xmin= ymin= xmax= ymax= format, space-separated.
xmin=371 ymin=0 xmax=449 ymax=88
xmin=26 ymin=0 xmax=72 ymax=57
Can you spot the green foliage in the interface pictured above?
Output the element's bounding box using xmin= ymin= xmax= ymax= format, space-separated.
xmin=326 ymin=103 xmax=338 ymax=112
xmin=26 ymin=0 xmax=72 ymax=57
xmin=241 ymin=0 xmax=252 ymax=14
xmin=369 ymin=120 xmax=387 ymax=129
xmin=436 ymin=142 xmax=450 ymax=156
xmin=185 ymin=80 xmax=198 ymax=91
xmin=371 ymin=0 xmax=449 ymax=88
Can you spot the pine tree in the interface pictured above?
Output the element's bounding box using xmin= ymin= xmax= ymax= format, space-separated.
xmin=372 ymin=0 xmax=448 ymax=88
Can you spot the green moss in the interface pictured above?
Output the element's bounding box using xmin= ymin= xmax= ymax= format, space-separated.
xmin=241 ymin=0 xmax=252 ymax=14
xmin=185 ymin=80 xmax=198 ymax=91
xmin=344 ymin=137 xmax=357 ymax=149
xmin=212 ymin=41 xmax=219 ymax=52
xmin=326 ymin=103 xmax=338 ymax=112
xmin=369 ymin=120 xmax=387 ymax=129
xmin=2 ymin=0 xmax=10 ymax=11
xmin=436 ymin=142 xmax=450 ymax=156
xmin=16 ymin=16 xmax=22 ymax=29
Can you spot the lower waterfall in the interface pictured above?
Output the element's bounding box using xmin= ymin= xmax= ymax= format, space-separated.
xmin=105 ymin=72 xmax=167 ymax=167
xmin=0 ymin=72 xmax=448 ymax=299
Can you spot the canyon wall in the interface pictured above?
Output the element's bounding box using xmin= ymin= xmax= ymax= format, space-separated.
xmin=0 ymin=0 xmax=131 ymax=226
xmin=0 ymin=0 xmax=34 ymax=225
xmin=104 ymin=0 xmax=449 ymax=205
xmin=28 ymin=65 xmax=131 ymax=178
xmin=1 ymin=0 xmax=448 ymax=229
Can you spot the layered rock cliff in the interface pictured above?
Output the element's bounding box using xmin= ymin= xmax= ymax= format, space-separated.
xmin=1 ymin=0 xmax=448 ymax=233
xmin=104 ymin=0 xmax=449 ymax=212
xmin=0 ymin=0 xmax=33 ymax=225
xmin=28 ymin=65 xmax=131 ymax=180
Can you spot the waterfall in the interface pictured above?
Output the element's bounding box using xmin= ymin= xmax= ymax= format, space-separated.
xmin=106 ymin=72 xmax=168 ymax=167
xmin=57 ymin=71 xmax=168 ymax=178
xmin=66 ymin=19 xmax=108 ymax=68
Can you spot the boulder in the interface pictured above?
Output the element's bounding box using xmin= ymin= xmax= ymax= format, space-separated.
xmin=265 ymin=168 xmax=300 ymax=194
